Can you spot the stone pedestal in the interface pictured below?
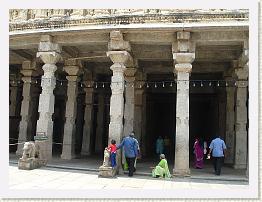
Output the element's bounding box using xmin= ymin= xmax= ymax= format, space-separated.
xmin=18 ymin=158 xmax=42 ymax=170
xmin=61 ymin=59 xmax=82 ymax=160
xmin=98 ymin=166 xmax=117 ymax=178
xmin=172 ymin=32 xmax=195 ymax=176
xmin=81 ymin=87 xmax=94 ymax=156
xmin=36 ymin=35 xmax=61 ymax=160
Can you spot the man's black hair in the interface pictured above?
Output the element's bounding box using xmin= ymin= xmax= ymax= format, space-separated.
xmin=111 ymin=139 xmax=116 ymax=144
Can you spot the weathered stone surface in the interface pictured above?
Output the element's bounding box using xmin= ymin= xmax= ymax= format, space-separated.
xmin=35 ymin=37 xmax=61 ymax=160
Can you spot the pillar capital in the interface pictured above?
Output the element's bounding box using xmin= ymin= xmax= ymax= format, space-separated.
xmin=107 ymin=51 xmax=133 ymax=66
xmin=37 ymin=35 xmax=62 ymax=64
xmin=124 ymin=67 xmax=137 ymax=79
xmin=234 ymin=66 xmax=248 ymax=80
xmin=108 ymin=30 xmax=131 ymax=51
xmin=174 ymin=63 xmax=192 ymax=74
xmin=64 ymin=60 xmax=83 ymax=76
xmin=173 ymin=53 xmax=195 ymax=64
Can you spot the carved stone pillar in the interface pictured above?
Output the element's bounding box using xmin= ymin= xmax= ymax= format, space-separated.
xmin=107 ymin=31 xmax=133 ymax=171
xmin=134 ymin=88 xmax=144 ymax=145
xmin=36 ymin=35 xmax=61 ymax=160
xmin=172 ymin=31 xmax=195 ymax=176
xmin=234 ymin=51 xmax=248 ymax=169
xmin=95 ymin=93 xmax=105 ymax=153
xmin=16 ymin=61 xmax=38 ymax=155
xmin=15 ymin=10 xmax=28 ymax=21
xmin=61 ymin=59 xmax=82 ymax=160
xmin=224 ymin=65 xmax=237 ymax=164
xmin=123 ymin=68 xmax=136 ymax=136
xmin=9 ymin=79 xmax=19 ymax=117
xmin=81 ymin=86 xmax=94 ymax=155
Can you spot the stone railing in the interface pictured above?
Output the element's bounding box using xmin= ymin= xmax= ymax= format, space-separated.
xmin=9 ymin=9 xmax=249 ymax=32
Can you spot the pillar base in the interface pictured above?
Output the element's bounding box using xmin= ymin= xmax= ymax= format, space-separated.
xmin=233 ymin=164 xmax=247 ymax=169
xmin=61 ymin=153 xmax=76 ymax=160
xmin=173 ymin=168 xmax=191 ymax=177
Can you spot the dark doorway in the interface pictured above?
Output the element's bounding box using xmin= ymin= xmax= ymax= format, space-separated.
xmin=146 ymin=93 xmax=176 ymax=160
xmin=189 ymin=94 xmax=218 ymax=160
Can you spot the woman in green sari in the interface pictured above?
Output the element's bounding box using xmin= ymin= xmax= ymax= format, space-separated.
xmin=152 ymin=154 xmax=172 ymax=178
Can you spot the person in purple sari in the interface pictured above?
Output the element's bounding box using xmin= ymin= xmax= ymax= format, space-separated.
xmin=193 ymin=138 xmax=204 ymax=169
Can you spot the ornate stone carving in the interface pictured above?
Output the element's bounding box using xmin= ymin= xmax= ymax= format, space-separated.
xmin=98 ymin=147 xmax=116 ymax=177
xmin=102 ymin=147 xmax=111 ymax=167
xmin=18 ymin=141 xmax=46 ymax=170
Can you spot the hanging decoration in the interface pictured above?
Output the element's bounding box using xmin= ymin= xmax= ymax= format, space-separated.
xmin=9 ymin=78 xmax=248 ymax=89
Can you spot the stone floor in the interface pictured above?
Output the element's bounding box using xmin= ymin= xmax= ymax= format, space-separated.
xmin=9 ymin=153 xmax=247 ymax=182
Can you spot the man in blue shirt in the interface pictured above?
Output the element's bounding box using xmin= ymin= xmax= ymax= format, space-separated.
xmin=208 ymin=135 xmax=227 ymax=176
xmin=117 ymin=132 xmax=138 ymax=177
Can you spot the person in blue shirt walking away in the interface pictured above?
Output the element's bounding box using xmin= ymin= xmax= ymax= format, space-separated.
xmin=117 ymin=132 xmax=139 ymax=177
xmin=208 ymin=135 xmax=227 ymax=176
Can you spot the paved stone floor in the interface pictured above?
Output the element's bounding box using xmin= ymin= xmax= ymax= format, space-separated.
xmin=9 ymin=164 xmax=248 ymax=190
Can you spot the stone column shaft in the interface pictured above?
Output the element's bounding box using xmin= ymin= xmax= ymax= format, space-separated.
xmin=95 ymin=93 xmax=105 ymax=153
xmin=134 ymin=89 xmax=144 ymax=145
xmin=16 ymin=77 xmax=35 ymax=155
xmin=123 ymin=69 xmax=136 ymax=136
xmin=81 ymin=88 xmax=94 ymax=155
xmin=9 ymin=83 xmax=19 ymax=116
xmin=174 ymin=68 xmax=191 ymax=176
xmin=36 ymin=35 xmax=61 ymax=160
xmin=225 ymin=85 xmax=235 ymax=164
xmin=61 ymin=77 xmax=79 ymax=159
xmin=234 ymin=81 xmax=248 ymax=169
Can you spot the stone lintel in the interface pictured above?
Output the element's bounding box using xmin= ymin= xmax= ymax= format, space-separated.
xmin=173 ymin=52 xmax=195 ymax=64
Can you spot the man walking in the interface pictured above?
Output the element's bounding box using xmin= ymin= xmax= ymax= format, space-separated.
xmin=117 ymin=132 xmax=139 ymax=177
xmin=208 ymin=135 xmax=227 ymax=176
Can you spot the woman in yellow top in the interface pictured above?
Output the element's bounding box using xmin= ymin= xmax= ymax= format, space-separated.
xmin=152 ymin=154 xmax=171 ymax=178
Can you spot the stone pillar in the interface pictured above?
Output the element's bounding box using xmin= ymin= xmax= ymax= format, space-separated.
xmin=141 ymin=86 xmax=147 ymax=156
xmin=123 ymin=68 xmax=136 ymax=136
xmin=107 ymin=31 xmax=133 ymax=171
xmin=172 ymin=31 xmax=195 ymax=176
xmin=134 ymin=88 xmax=144 ymax=144
xmin=224 ymin=75 xmax=236 ymax=164
xmin=16 ymin=61 xmax=38 ymax=155
xmin=234 ymin=51 xmax=248 ymax=169
xmin=61 ymin=59 xmax=82 ymax=160
xmin=81 ymin=87 xmax=94 ymax=155
xmin=95 ymin=93 xmax=105 ymax=153
xmin=9 ymin=80 xmax=19 ymax=116
xmin=36 ymin=35 xmax=61 ymax=160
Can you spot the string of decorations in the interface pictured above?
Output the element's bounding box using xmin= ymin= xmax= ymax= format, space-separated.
xmin=9 ymin=78 xmax=248 ymax=88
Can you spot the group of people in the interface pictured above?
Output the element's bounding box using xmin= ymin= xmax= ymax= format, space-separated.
xmin=107 ymin=132 xmax=227 ymax=179
xmin=193 ymin=135 xmax=227 ymax=176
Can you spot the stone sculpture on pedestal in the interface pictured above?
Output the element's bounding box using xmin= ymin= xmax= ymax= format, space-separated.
xmin=18 ymin=141 xmax=46 ymax=170
xmin=98 ymin=147 xmax=116 ymax=177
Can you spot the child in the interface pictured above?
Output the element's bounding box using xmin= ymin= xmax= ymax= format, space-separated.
xmin=107 ymin=139 xmax=117 ymax=168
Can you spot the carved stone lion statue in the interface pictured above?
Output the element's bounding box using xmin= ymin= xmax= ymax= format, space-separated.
xmin=102 ymin=147 xmax=111 ymax=167
xmin=21 ymin=141 xmax=39 ymax=160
